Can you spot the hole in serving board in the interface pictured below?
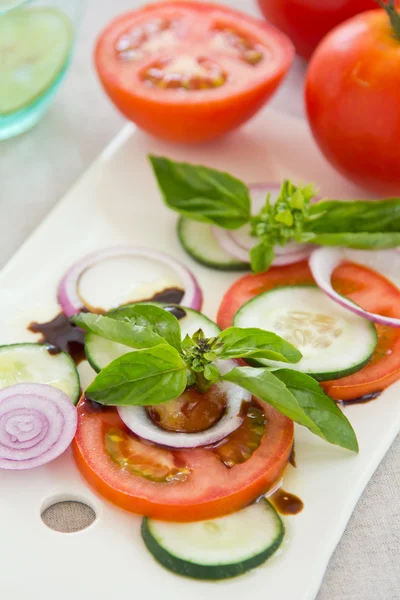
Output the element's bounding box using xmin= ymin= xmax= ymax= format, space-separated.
xmin=41 ymin=497 xmax=96 ymax=533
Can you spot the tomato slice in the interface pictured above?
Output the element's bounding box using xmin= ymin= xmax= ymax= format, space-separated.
xmin=217 ymin=260 xmax=400 ymax=401
xmin=94 ymin=1 xmax=293 ymax=143
xmin=73 ymin=396 xmax=293 ymax=521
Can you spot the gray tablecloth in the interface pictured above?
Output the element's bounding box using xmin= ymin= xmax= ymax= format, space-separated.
xmin=2 ymin=1 xmax=399 ymax=598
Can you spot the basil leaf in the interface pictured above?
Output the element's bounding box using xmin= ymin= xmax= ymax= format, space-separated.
xmin=222 ymin=367 xmax=358 ymax=452
xmin=222 ymin=366 xmax=313 ymax=425
xmin=302 ymin=231 xmax=400 ymax=249
xmin=73 ymin=304 xmax=182 ymax=352
xmin=72 ymin=313 xmax=164 ymax=349
xmin=109 ymin=304 xmax=182 ymax=352
xmin=218 ymin=327 xmax=302 ymax=363
xmin=307 ymin=198 xmax=400 ymax=233
xmin=250 ymin=241 xmax=274 ymax=273
xmin=86 ymin=345 xmax=187 ymax=406
xmin=149 ymin=155 xmax=251 ymax=229
xmin=273 ymin=369 xmax=359 ymax=453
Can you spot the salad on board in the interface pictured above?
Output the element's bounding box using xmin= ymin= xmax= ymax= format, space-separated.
xmin=0 ymin=152 xmax=400 ymax=581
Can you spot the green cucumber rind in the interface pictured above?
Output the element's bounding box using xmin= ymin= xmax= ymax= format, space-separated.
xmin=245 ymin=351 xmax=376 ymax=382
xmin=85 ymin=333 xmax=104 ymax=374
xmin=177 ymin=218 xmax=250 ymax=271
xmin=0 ymin=342 xmax=80 ymax=404
xmin=141 ymin=502 xmax=284 ymax=581
xmin=233 ymin=284 xmax=378 ymax=382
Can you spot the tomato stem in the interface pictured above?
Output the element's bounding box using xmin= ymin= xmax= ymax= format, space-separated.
xmin=377 ymin=0 xmax=400 ymax=40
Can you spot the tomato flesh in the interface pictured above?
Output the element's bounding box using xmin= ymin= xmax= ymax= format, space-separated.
xmin=146 ymin=386 xmax=227 ymax=433
xmin=95 ymin=1 xmax=294 ymax=143
xmin=73 ymin=396 xmax=293 ymax=521
xmin=217 ymin=260 xmax=400 ymax=401
xmin=212 ymin=404 xmax=265 ymax=468
xmin=105 ymin=427 xmax=191 ymax=483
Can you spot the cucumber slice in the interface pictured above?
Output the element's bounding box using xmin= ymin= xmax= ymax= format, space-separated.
xmin=234 ymin=285 xmax=378 ymax=381
xmin=0 ymin=7 xmax=73 ymax=115
xmin=0 ymin=343 xmax=80 ymax=404
xmin=85 ymin=304 xmax=221 ymax=373
xmin=142 ymin=499 xmax=284 ymax=580
xmin=178 ymin=217 xmax=249 ymax=271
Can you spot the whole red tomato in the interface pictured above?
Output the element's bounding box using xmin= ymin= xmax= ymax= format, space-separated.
xmin=257 ymin=0 xmax=376 ymax=58
xmin=305 ymin=5 xmax=400 ymax=194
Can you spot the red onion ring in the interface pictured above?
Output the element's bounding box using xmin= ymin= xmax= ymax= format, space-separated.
xmin=211 ymin=226 xmax=313 ymax=265
xmin=0 ymin=383 xmax=77 ymax=470
xmin=58 ymin=246 xmax=203 ymax=317
xmin=309 ymin=247 xmax=400 ymax=328
xmin=211 ymin=183 xmax=318 ymax=267
xmin=117 ymin=360 xmax=251 ymax=449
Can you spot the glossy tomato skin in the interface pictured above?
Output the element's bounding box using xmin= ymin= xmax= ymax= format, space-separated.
xmin=217 ymin=260 xmax=400 ymax=401
xmin=305 ymin=9 xmax=400 ymax=194
xmin=95 ymin=1 xmax=294 ymax=143
xmin=74 ymin=397 xmax=293 ymax=521
xmin=257 ymin=0 xmax=376 ymax=59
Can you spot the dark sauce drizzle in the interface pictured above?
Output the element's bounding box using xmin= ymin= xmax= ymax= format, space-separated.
xmin=269 ymin=488 xmax=304 ymax=515
xmin=288 ymin=443 xmax=296 ymax=468
xmin=163 ymin=305 xmax=187 ymax=320
xmin=28 ymin=313 xmax=86 ymax=365
xmin=338 ymin=390 xmax=382 ymax=406
xmin=145 ymin=288 xmax=184 ymax=304
xmin=27 ymin=288 xmax=186 ymax=367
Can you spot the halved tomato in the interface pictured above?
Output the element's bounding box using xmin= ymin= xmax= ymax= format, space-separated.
xmin=94 ymin=1 xmax=294 ymax=143
xmin=73 ymin=396 xmax=293 ymax=521
xmin=217 ymin=260 xmax=400 ymax=401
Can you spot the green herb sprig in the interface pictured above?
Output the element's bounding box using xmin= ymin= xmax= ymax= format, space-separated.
xmin=149 ymin=155 xmax=400 ymax=273
xmin=73 ymin=304 xmax=358 ymax=453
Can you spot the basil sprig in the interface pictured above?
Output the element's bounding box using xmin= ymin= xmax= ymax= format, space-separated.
xmin=150 ymin=155 xmax=400 ymax=272
xmin=75 ymin=305 xmax=358 ymax=453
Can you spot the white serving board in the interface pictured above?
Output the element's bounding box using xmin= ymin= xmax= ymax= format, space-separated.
xmin=0 ymin=108 xmax=398 ymax=600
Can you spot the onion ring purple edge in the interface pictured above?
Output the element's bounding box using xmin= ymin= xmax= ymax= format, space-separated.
xmin=0 ymin=383 xmax=77 ymax=470
xmin=58 ymin=246 xmax=203 ymax=317
xmin=309 ymin=247 xmax=400 ymax=328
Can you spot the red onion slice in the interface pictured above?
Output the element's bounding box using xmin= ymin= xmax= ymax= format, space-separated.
xmin=212 ymin=226 xmax=314 ymax=266
xmin=0 ymin=383 xmax=77 ymax=470
xmin=229 ymin=183 xmax=280 ymax=252
xmin=58 ymin=246 xmax=202 ymax=317
xmin=211 ymin=226 xmax=251 ymax=263
xmin=309 ymin=247 xmax=400 ymax=328
xmin=211 ymin=183 xmax=318 ymax=267
xmin=117 ymin=360 xmax=251 ymax=449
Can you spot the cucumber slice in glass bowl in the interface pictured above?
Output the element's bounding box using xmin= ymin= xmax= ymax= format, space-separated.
xmin=234 ymin=285 xmax=378 ymax=381
xmin=141 ymin=499 xmax=284 ymax=580
xmin=0 ymin=7 xmax=73 ymax=115
xmin=85 ymin=303 xmax=221 ymax=373
xmin=0 ymin=343 xmax=80 ymax=404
